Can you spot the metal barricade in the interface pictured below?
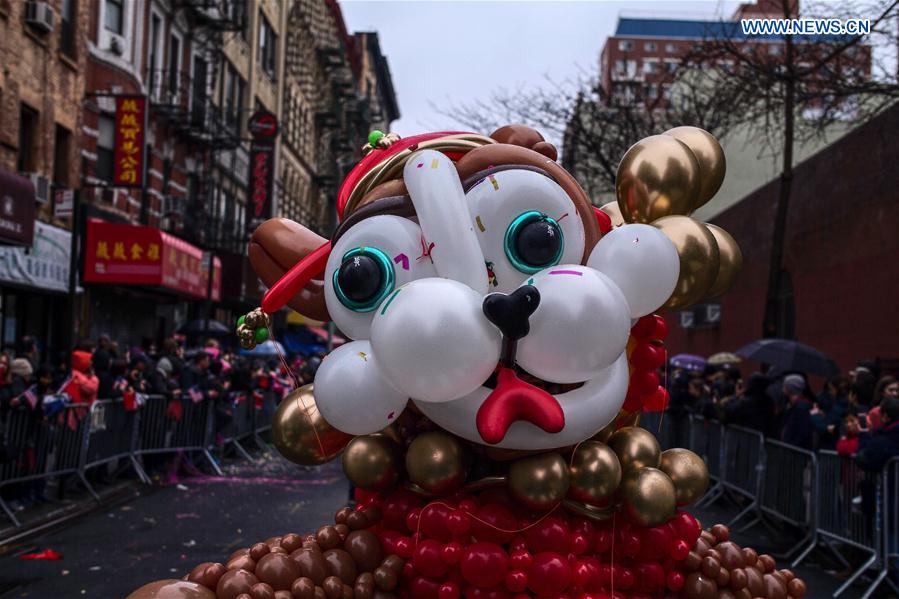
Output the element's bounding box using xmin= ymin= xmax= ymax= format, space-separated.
xmin=794 ymin=450 xmax=884 ymax=597
xmin=135 ymin=396 xmax=223 ymax=476
xmin=861 ymin=456 xmax=899 ymax=599
xmin=217 ymin=394 xmax=255 ymax=461
xmin=689 ymin=415 xmax=724 ymax=506
xmin=719 ymin=425 xmax=765 ymax=527
xmin=0 ymin=405 xmax=95 ymax=528
xmin=639 ymin=411 xmax=675 ymax=450
xmin=82 ymin=399 xmax=149 ymax=485
xmin=758 ymin=439 xmax=816 ymax=558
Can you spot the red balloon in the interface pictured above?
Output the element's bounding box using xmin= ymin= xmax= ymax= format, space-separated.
xmin=620 ymin=532 xmax=641 ymax=557
xmin=467 ymin=588 xmax=511 ymax=599
xmin=630 ymin=343 xmax=665 ymax=371
xmin=569 ymin=532 xmax=590 ymax=555
xmin=524 ymin=516 xmax=570 ymax=555
xmin=652 ymin=314 xmax=668 ymax=340
xmin=630 ymin=315 xmax=657 ymax=340
xmin=441 ymin=541 xmax=463 ymax=565
xmin=573 ymin=561 xmax=592 ymax=587
xmin=382 ymin=489 xmax=421 ymax=532
xmin=670 ymin=539 xmax=690 ymax=561
xmin=644 ymin=387 xmax=669 ymax=412
xmin=526 ymin=552 xmax=570 ymax=596
xmin=470 ymin=503 xmax=517 ymax=544
xmin=630 ymin=370 xmax=659 ymax=397
xmin=460 ymin=542 xmax=509 ymax=589
xmin=446 ymin=509 xmax=472 ymax=537
xmin=505 ymin=570 xmax=527 ymax=593
xmin=410 ymin=575 xmax=442 ymax=599
xmin=667 ymin=570 xmax=685 ymax=592
xmin=637 ymin=525 xmax=674 ymax=562
xmin=594 ymin=530 xmax=613 ymax=554
xmin=413 ymin=539 xmax=448 ymax=578
xmin=670 ymin=511 xmax=701 ymax=546
xmin=509 ymin=551 xmax=532 ymax=570
xmin=632 ymin=563 xmax=665 ymax=594
xmin=438 ymin=582 xmax=460 ymax=599
xmin=394 ymin=536 xmax=413 ymax=558
xmin=622 ymin=387 xmax=645 ymax=412
xmin=405 ymin=508 xmax=421 ymax=533
xmin=420 ymin=503 xmax=454 ymax=541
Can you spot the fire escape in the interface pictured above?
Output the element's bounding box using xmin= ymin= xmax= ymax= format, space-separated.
xmin=150 ymin=1 xmax=245 ymax=252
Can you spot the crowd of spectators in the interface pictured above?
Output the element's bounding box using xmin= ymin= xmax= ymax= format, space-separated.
xmin=0 ymin=333 xmax=324 ymax=512
xmin=665 ymin=359 xmax=899 ymax=473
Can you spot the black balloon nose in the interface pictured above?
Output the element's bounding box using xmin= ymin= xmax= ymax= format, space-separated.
xmin=482 ymin=285 xmax=541 ymax=341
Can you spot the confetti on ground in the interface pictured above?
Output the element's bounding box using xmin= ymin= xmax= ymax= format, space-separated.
xmin=89 ymin=566 xmax=101 ymax=571
xmin=19 ymin=549 xmax=63 ymax=560
xmin=182 ymin=540 xmax=196 ymax=547
xmin=176 ymin=484 xmax=188 ymax=491
xmin=175 ymin=512 xmax=200 ymax=520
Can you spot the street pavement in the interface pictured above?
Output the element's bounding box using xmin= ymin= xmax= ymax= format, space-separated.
xmin=0 ymin=450 xmax=892 ymax=598
xmin=0 ymin=453 xmax=348 ymax=599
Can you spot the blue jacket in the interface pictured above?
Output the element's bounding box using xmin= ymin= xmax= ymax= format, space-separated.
xmin=781 ymin=397 xmax=814 ymax=449
xmin=857 ymin=421 xmax=899 ymax=472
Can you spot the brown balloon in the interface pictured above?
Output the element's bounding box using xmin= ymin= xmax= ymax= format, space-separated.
xmin=250 ymin=582 xmax=275 ymax=599
xmin=272 ymin=385 xmax=352 ymax=466
xmin=599 ymin=201 xmax=626 ymax=229
xmin=704 ymin=223 xmax=743 ymax=298
xmin=568 ymin=441 xmax=622 ymax=505
xmin=323 ymin=549 xmax=358 ymax=585
xmin=507 ymin=452 xmax=570 ymax=510
xmin=663 ymin=126 xmax=726 ymax=210
xmin=619 ymin=467 xmax=677 ymax=527
xmin=216 ymin=569 xmax=260 ymax=599
xmin=187 ymin=562 xmax=227 ymax=590
xmin=405 ymin=431 xmax=468 ymax=494
xmin=659 ymin=448 xmax=710 ymax=506
xmin=607 ymin=427 xmax=661 ymax=472
xmin=342 ymin=435 xmax=402 ymax=491
xmin=255 ymin=553 xmax=301 ymax=591
xmin=652 ymin=215 xmax=720 ymax=308
xmin=344 ymin=530 xmax=383 ymax=572
xmin=290 ymin=549 xmax=329 ymax=585
xmin=682 ymin=572 xmax=718 ymax=599
xmin=125 ymin=580 xmax=216 ymax=599
xmin=226 ymin=555 xmax=257 ymax=573
xmin=616 ymin=134 xmax=701 ymax=223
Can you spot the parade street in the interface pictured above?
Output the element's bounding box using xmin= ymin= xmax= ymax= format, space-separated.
xmin=0 ymin=450 xmax=870 ymax=599
xmin=0 ymin=456 xmax=347 ymax=599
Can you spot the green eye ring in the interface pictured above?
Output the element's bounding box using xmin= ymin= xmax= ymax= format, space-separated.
xmin=332 ymin=247 xmax=395 ymax=312
xmin=504 ymin=211 xmax=565 ymax=274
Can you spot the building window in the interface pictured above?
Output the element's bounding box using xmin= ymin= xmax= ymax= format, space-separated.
xmin=60 ymin=0 xmax=77 ymax=57
xmin=644 ymin=42 xmax=657 ymax=52
xmin=614 ymin=60 xmax=626 ymax=74
xmin=665 ymin=60 xmax=679 ymax=74
xmin=665 ymin=42 xmax=676 ymax=53
xmin=190 ymin=54 xmax=208 ymax=125
xmin=258 ymin=13 xmax=277 ymax=78
xmin=645 ymin=84 xmax=658 ymax=98
xmin=17 ymin=104 xmax=38 ymax=173
xmin=223 ymin=63 xmax=245 ymax=132
xmin=643 ymin=60 xmax=658 ymax=74
xmin=96 ymin=115 xmax=115 ymax=182
xmin=618 ymin=40 xmax=633 ymax=51
xmin=53 ymin=125 xmax=71 ymax=185
xmin=147 ymin=13 xmax=162 ymax=84
xmin=168 ymin=33 xmax=181 ymax=98
xmin=104 ymin=0 xmax=123 ymax=34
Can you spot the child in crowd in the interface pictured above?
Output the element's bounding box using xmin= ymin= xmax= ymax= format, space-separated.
xmin=836 ymin=413 xmax=862 ymax=456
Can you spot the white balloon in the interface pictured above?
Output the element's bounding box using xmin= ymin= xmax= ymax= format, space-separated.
xmin=415 ymin=352 xmax=630 ymax=450
xmin=313 ymin=340 xmax=408 ymax=435
xmin=587 ymin=224 xmax=679 ymax=318
xmin=403 ymin=150 xmax=488 ymax=294
xmin=371 ymin=278 xmax=501 ymax=402
xmin=516 ymin=265 xmax=631 ymax=384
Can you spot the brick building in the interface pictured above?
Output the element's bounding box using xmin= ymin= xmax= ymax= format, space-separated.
xmin=664 ymin=103 xmax=899 ymax=374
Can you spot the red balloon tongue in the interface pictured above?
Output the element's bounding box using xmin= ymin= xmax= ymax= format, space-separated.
xmin=476 ymin=367 xmax=565 ymax=445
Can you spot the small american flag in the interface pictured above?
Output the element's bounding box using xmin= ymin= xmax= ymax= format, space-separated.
xmin=187 ymin=386 xmax=204 ymax=403
xmin=19 ymin=386 xmax=39 ymax=410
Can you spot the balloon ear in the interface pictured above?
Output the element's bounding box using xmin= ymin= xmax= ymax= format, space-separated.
xmin=249 ymin=219 xmax=331 ymax=321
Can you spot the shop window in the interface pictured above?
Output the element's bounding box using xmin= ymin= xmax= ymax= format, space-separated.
xmin=17 ymin=104 xmax=38 ymax=173
xmin=147 ymin=13 xmax=162 ymax=87
xmin=53 ymin=125 xmax=72 ymax=186
xmin=168 ymin=33 xmax=182 ymax=98
xmin=618 ymin=40 xmax=633 ymax=51
xmin=258 ymin=13 xmax=277 ymax=78
xmin=104 ymin=0 xmax=123 ymax=34
xmin=59 ymin=0 xmax=77 ymax=57
xmin=96 ymin=115 xmax=115 ymax=182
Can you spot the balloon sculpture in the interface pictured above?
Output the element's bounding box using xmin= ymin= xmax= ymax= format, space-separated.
xmin=129 ymin=126 xmax=799 ymax=599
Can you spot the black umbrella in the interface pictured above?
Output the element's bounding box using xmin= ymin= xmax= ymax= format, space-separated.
xmin=735 ymin=338 xmax=839 ymax=378
xmin=179 ymin=319 xmax=232 ymax=336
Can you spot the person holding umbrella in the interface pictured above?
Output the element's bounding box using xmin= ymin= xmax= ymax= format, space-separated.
xmin=780 ymin=374 xmax=814 ymax=449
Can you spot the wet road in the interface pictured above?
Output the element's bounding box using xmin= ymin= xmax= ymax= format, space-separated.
xmin=0 ymin=453 xmax=348 ymax=598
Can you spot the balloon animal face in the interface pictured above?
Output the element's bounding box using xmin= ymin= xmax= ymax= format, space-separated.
xmin=306 ymin=147 xmax=680 ymax=451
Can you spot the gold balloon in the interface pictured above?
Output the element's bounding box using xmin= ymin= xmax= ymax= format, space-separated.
xmin=405 ymin=431 xmax=468 ymax=494
xmin=652 ymin=215 xmax=720 ymax=308
xmin=568 ymin=441 xmax=622 ymax=506
xmin=342 ymin=434 xmax=402 ymax=491
xmin=125 ymin=580 xmax=215 ymax=599
xmin=607 ymin=426 xmax=661 ymax=472
xmin=616 ymin=135 xmax=701 ymax=223
xmin=664 ymin=126 xmax=726 ymax=210
xmin=271 ymin=384 xmax=352 ymax=466
xmin=704 ymin=223 xmax=743 ymax=298
xmin=599 ymin=201 xmax=626 ymax=228
xmin=507 ymin=452 xmax=570 ymax=510
xmin=619 ymin=467 xmax=677 ymax=527
xmin=659 ymin=448 xmax=710 ymax=506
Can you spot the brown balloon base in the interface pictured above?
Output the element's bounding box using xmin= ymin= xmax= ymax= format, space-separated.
xmin=126 ymin=486 xmax=805 ymax=599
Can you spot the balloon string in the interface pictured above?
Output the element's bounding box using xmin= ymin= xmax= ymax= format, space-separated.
xmin=294 ymin=388 xmax=327 ymax=459
xmin=267 ymin=321 xmax=301 ymax=389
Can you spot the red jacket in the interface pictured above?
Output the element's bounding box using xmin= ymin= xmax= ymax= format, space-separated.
xmin=836 ymin=436 xmax=859 ymax=456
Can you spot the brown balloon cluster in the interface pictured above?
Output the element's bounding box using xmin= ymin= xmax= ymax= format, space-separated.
xmin=611 ymin=126 xmax=742 ymax=308
xmin=341 ymin=423 xmax=709 ymax=528
xmin=127 ymin=504 xmax=406 ymax=599
xmin=678 ymin=524 xmax=807 ymax=599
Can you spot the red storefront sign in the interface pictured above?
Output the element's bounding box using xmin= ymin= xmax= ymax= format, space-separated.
xmin=245 ymin=110 xmax=278 ymax=235
xmin=112 ymin=96 xmax=146 ymax=187
xmin=84 ymin=220 xmax=221 ymax=301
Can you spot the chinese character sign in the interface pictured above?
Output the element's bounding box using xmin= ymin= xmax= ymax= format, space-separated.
xmin=113 ymin=96 xmax=146 ymax=187
xmin=245 ymin=111 xmax=278 ymax=236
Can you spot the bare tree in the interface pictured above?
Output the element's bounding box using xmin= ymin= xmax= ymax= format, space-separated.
xmin=678 ymin=0 xmax=899 ymax=338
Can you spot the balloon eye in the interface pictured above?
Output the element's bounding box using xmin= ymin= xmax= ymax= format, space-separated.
xmin=332 ymin=247 xmax=395 ymax=312
xmin=504 ymin=211 xmax=564 ymax=274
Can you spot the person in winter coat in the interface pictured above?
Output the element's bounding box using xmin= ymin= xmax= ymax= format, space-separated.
xmin=65 ymin=350 xmax=99 ymax=405
xmin=857 ymin=396 xmax=899 ymax=472
xmin=720 ymin=373 xmax=775 ymax=435
xmin=836 ymin=413 xmax=862 ymax=456
xmin=780 ymin=374 xmax=814 ymax=449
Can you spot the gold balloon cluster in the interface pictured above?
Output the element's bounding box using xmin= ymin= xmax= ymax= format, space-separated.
xmin=271 ymin=385 xmax=353 ymax=465
xmin=612 ymin=126 xmax=742 ymax=308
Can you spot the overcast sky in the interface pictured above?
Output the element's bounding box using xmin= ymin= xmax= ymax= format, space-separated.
xmin=342 ymin=0 xmax=743 ymax=135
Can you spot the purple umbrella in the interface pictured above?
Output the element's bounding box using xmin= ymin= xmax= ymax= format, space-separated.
xmin=670 ymin=353 xmax=707 ymax=372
